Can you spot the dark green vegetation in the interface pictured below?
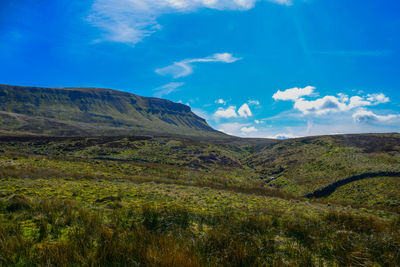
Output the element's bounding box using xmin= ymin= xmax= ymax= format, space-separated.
xmin=2 ymin=133 xmax=399 ymax=199
xmin=0 ymin=134 xmax=400 ymax=266
xmin=1 ymin=85 xmax=400 ymax=265
xmin=247 ymin=133 xmax=400 ymax=196
xmin=0 ymin=85 xmax=223 ymax=137
xmin=305 ymin=171 xmax=400 ymax=199
xmin=328 ymin=176 xmax=400 ymax=207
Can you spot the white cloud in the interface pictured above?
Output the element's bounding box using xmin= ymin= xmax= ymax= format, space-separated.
xmin=347 ymin=96 xmax=372 ymax=109
xmin=238 ymin=103 xmax=252 ymax=118
xmin=272 ymin=86 xmax=316 ymax=101
xmin=240 ymin=126 xmax=257 ymax=133
xmin=155 ymin=53 xmax=240 ymax=78
xmin=214 ymin=105 xmax=238 ymax=118
xmin=367 ymin=93 xmax=390 ymax=104
xmin=294 ymin=96 xmax=348 ymax=115
xmin=337 ymin=93 xmax=349 ymax=102
xmin=273 ymin=86 xmax=391 ymax=116
xmin=213 ymin=108 xmax=399 ymax=138
xmin=352 ymin=109 xmax=399 ymax=124
xmin=213 ymin=102 xmax=253 ymax=119
xmin=153 ymin=82 xmax=184 ymax=97
xmin=211 ymin=53 xmax=240 ymax=63
xmin=89 ymin=0 xmax=292 ymax=45
xmin=294 ymin=94 xmax=390 ymax=115
xmin=215 ymin=98 xmax=227 ymax=105
xmin=217 ymin=122 xmax=249 ymax=135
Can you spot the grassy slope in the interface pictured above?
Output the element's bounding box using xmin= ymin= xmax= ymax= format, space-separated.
xmin=1 ymin=151 xmax=399 ymax=266
xmin=246 ymin=133 xmax=400 ymax=195
xmin=0 ymin=85 xmax=224 ymax=137
xmin=0 ymin=134 xmax=400 ymax=265
xmin=328 ymin=177 xmax=400 ymax=207
xmin=1 ymin=134 xmax=399 ymax=199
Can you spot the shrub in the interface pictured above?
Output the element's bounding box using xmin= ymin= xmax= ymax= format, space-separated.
xmin=6 ymin=195 xmax=32 ymax=212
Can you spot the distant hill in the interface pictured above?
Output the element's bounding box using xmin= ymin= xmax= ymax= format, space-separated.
xmin=245 ymin=133 xmax=400 ymax=196
xmin=0 ymin=84 xmax=224 ymax=137
xmin=0 ymin=133 xmax=399 ymax=207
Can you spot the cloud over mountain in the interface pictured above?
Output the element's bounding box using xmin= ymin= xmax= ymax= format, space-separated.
xmin=352 ymin=109 xmax=399 ymax=124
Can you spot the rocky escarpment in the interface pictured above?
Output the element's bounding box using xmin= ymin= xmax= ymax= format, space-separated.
xmin=0 ymin=84 xmax=223 ymax=137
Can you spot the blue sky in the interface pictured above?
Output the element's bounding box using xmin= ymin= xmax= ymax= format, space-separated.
xmin=1 ymin=0 xmax=400 ymax=138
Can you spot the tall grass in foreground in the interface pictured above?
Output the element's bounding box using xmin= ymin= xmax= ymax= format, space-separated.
xmin=1 ymin=196 xmax=399 ymax=266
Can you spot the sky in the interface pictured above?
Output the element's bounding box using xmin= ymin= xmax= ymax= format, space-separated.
xmin=1 ymin=0 xmax=400 ymax=138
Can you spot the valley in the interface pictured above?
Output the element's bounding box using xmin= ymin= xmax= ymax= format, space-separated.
xmin=0 ymin=85 xmax=399 ymax=266
xmin=1 ymin=133 xmax=399 ymax=266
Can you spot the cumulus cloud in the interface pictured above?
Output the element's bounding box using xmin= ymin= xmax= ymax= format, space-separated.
xmin=347 ymin=96 xmax=373 ymax=109
xmin=155 ymin=53 xmax=240 ymax=78
xmin=367 ymin=93 xmax=390 ymax=104
xmin=294 ymin=96 xmax=347 ymax=115
xmin=272 ymin=86 xmax=316 ymax=101
xmin=240 ymin=126 xmax=257 ymax=133
xmin=214 ymin=105 xmax=238 ymax=118
xmin=217 ymin=122 xmax=249 ymax=135
xmin=89 ymin=0 xmax=292 ymax=45
xmin=273 ymin=86 xmax=391 ymax=116
xmin=153 ymin=82 xmax=184 ymax=97
xmin=213 ymin=102 xmax=254 ymax=119
xmin=238 ymin=103 xmax=253 ymax=118
xmin=352 ymin=109 xmax=399 ymax=124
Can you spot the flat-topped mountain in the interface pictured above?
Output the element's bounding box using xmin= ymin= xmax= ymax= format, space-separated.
xmin=0 ymin=84 xmax=224 ymax=137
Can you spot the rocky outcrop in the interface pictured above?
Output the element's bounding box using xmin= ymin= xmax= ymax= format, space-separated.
xmin=0 ymin=84 xmax=223 ymax=137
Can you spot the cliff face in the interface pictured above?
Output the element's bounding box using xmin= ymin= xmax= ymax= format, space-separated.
xmin=0 ymin=84 xmax=222 ymax=137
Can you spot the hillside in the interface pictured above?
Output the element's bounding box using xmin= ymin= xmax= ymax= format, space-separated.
xmin=1 ymin=133 xmax=399 ymax=207
xmin=0 ymin=84 xmax=223 ymax=137
xmin=246 ymin=133 xmax=400 ymax=197
xmin=0 ymin=134 xmax=400 ymax=266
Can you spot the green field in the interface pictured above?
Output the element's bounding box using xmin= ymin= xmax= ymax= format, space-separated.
xmin=0 ymin=134 xmax=400 ymax=266
xmin=2 ymin=133 xmax=399 ymax=196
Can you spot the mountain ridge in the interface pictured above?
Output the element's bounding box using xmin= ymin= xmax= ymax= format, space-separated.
xmin=0 ymin=84 xmax=225 ymax=137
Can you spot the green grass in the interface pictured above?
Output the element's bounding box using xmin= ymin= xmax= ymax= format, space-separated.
xmin=1 ymin=175 xmax=399 ymax=266
xmin=247 ymin=134 xmax=400 ymax=195
xmin=1 ymin=134 xmax=400 ymax=265
xmin=1 ymin=134 xmax=400 ymax=201
xmin=328 ymin=176 xmax=400 ymax=207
